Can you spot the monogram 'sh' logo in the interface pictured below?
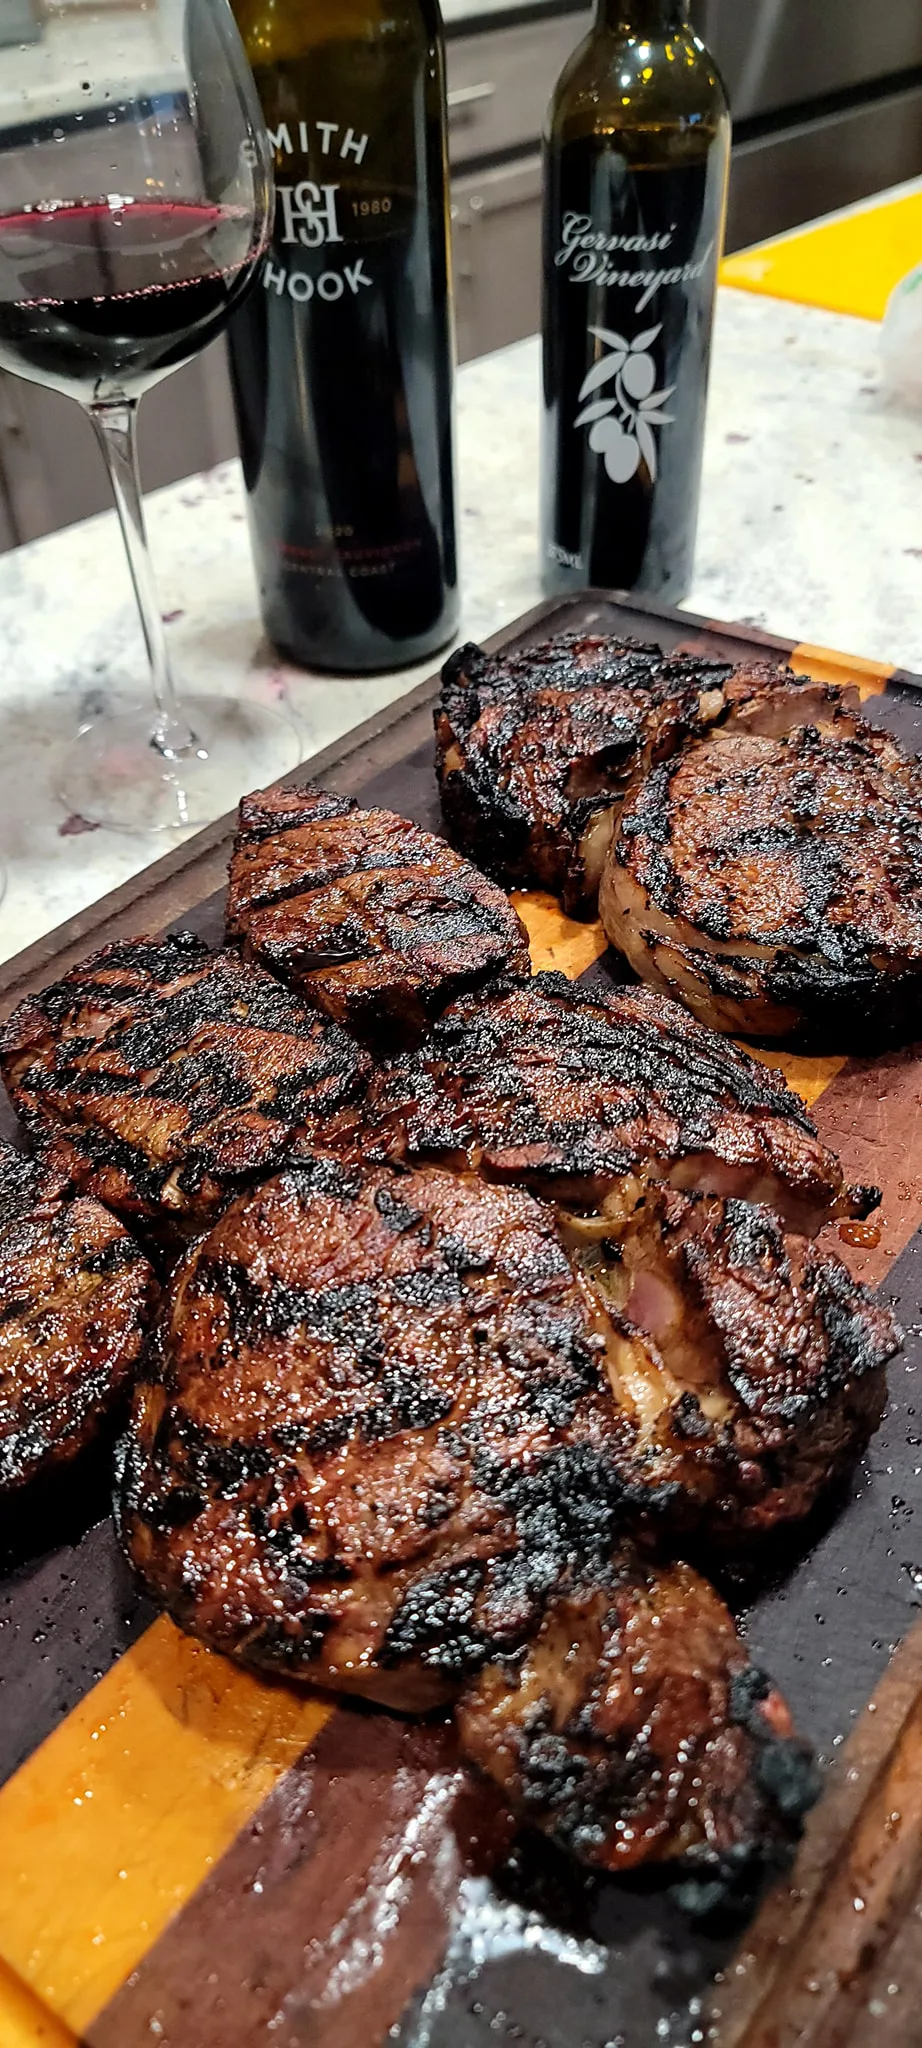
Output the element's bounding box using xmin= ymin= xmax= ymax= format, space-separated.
xmin=277 ymin=183 xmax=343 ymax=250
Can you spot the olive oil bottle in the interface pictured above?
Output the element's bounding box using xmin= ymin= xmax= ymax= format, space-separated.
xmin=542 ymin=1 xmax=730 ymax=602
xmin=227 ymin=0 xmax=458 ymax=673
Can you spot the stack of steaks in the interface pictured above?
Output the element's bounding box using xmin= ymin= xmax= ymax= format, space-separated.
xmin=438 ymin=638 xmax=922 ymax=1046
xmin=0 ymin=628 xmax=909 ymax=1903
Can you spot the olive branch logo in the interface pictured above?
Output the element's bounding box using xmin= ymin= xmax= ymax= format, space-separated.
xmin=573 ymin=323 xmax=675 ymax=483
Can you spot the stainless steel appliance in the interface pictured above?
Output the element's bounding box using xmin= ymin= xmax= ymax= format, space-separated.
xmin=703 ymin=0 xmax=922 ymax=248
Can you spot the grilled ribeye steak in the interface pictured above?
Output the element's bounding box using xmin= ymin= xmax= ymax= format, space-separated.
xmin=436 ymin=634 xmax=734 ymax=915
xmin=117 ymin=1156 xmax=636 ymax=1710
xmin=577 ymin=1187 xmax=897 ymax=1543
xmin=0 ymin=934 xmax=371 ymax=1236
xmin=716 ymin=668 xmax=860 ymax=739
xmin=119 ymin=1153 xmax=815 ymax=1882
xmin=225 ymin=783 xmax=532 ymax=1051
xmin=366 ymin=972 xmax=875 ymax=1236
xmin=457 ymin=1556 xmax=817 ymax=1890
xmin=602 ymin=684 xmax=922 ymax=1044
xmin=0 ymin=1142 xmax=157 ymax=1492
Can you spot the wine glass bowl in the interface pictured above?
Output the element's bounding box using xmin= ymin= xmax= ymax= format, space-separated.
xmin=0 ymin=0 xmax=302 ymax=833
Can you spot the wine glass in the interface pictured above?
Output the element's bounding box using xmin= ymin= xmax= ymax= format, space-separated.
xmin=0 ymin=0 xmax=302 ymax=833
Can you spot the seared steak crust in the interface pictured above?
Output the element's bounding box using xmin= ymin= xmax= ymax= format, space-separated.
xmin=436 ymin=635 xmax=732 ymax=914
xmin=0 ymin=1142 xmax=157 ymax=1491
xmin=117 ymin=1157 xmax=636 ymax=1709
xmin=717 ymin=669 xmax=860 ymax=739
xmin=226 ymin=782 xmax=531 ymax=1051
xmin=457 ymin=1558 xmax=818 ymax=1889
xmin=366 ymin=972 xmax=875 ymax=1235
xmin=0 ymin=934 xmax=371 ymax=1235
xmin=590 ymin=1188 xmax=897 ymax=1541
xmin=119 ymin=1155 xmax=819 ymax=1881
xmin=603 ymin=707 xmax=922 ymax=1044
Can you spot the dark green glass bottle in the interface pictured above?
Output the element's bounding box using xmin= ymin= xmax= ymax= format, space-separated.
xmin=227 ymin=0 xmax=458 ymax=673
xmin=541 ymin=0 xmax=730 ymax=603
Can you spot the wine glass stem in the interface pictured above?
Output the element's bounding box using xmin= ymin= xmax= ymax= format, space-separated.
xmin=87 ymin=399 xmax=197 ymax=759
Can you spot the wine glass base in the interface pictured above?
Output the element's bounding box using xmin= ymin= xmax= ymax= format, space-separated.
xmin=57 ymin=695 xmax=303 ymax=834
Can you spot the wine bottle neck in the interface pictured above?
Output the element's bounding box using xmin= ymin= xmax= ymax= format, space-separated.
xmin=596 ymin=1 xmax=690 ymax=31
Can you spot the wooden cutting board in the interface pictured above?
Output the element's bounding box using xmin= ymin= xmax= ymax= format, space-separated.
xmin=1 ymin=589 xmax=921 ymax=2048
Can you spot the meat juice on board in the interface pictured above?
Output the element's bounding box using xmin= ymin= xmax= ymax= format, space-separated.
xmin=227 ymin=0 xmax=459 ymax=674
xmin=541 ymin=1 xmax=730 ymax=603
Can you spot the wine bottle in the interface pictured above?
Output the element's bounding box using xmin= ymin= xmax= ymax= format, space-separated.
xmin=541 ymin=0 xmax=730 ymax=604
xmin=227 ymin=0 xmax=459 ymax=674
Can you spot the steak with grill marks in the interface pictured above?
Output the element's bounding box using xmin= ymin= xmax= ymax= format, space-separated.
xmin=573 ymin=1186 xmax=897 ymax=1544
xmin=457 ymin=1557 xmax=817 ymax=1895
xmin=117 ymin=1155 xmax=634 ymax=1710
xmin=225 ymin=782 xmax=532 ymax=1052
xmin=601 ymin=679 xmax=922 ymax=1044
xmin=365 ymin=972 xmax=877 ymax=1236
xmin=0 ymin=1141 xmax=157 ymax=1492
xmin=117 ymin=1153 xmax=817 ymax=1884
xmin=435 ymin=634 xmax=735 ymax=915
xmin=0 ymin=933 xmax=371 ymax=1239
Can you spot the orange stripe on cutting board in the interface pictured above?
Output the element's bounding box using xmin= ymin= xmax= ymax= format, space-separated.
xmin=0 ymin=1960 xmax=78 ymax=2047
xmin=790 ymin=642 xmax=893 ymax=703
xmin=512 ymin=888 xmax=610 ymax=978
xmin=0 ymin=1615 xmax=331 ymax=2038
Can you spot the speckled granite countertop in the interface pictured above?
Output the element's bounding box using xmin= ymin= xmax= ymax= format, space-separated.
xmin=1 ymin=284 xmax=920 ymax=967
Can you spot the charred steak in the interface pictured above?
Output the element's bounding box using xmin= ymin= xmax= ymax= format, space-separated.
xmin=0 ymin=933 xmax=371 ymax=1237
xmin=117 ymin=1155 xmax=634 ymax=1710
xmin=601 ymin=681 xmax=922 ymax=1044
xmin=575 ymin=1187 xmax=897 ymax=1543
xmin=225 ymin=782 xmax=532 ymax=1051
xmin=118 ymin=1153 xmax=815 ymax=1880
xmin=0 ymin=1142 xmax=157 ymax=1492
xmin=436 ymin=634 xmax=734 ymax=915
xmin=457 ymin=1556 xmax=817 ymax=1890
xmin=366 ymin=972 xmax=876 ymax=1236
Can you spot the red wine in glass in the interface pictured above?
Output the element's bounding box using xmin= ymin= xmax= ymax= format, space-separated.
xmin=0 ymin=198 xmax=260 ymax=401
xmin=0 ymin=0 xmax=300 ymax=835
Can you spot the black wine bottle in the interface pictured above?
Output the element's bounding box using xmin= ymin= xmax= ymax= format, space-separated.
xmin=227 ymin=0 xmax=459 ymax=673
xmin=541 ymin=0 xmax=730 ymax=603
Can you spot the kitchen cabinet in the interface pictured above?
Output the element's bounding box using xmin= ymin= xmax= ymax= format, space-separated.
xmin=0 ymin=342 xmax=239 ymax=549
xmin=728 ymin=81 xmax=922 ymax=252
xmin=446 ymin=8 xmax=589 ymax=168
xmin=451 ymin=157 xmax=543 ymax=364
xmin=703 ymin=0 xmax=922 ymax=120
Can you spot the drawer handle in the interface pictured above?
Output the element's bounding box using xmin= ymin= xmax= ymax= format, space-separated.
xmin=447 ymin=82 xmax=496 ymax=112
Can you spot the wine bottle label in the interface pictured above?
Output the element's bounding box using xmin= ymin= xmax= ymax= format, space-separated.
xmin=226 ymin=41 xmax=457 ymax=669
xmin=252 ymin=103 xmax=437 ymax=587
xmin=258 ymin=121 xmax=377 ymax=304
xmin=554 ymin=212 xmax=714 ymax=316
xmin=542 ymin=145 xmax=726 ymax=599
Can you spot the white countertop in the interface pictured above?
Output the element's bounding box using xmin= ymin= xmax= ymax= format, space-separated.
xmin=1 ymin=283 xmax=921 ymax=968
xmin=441 ymin=0 xmax=578 ymax=25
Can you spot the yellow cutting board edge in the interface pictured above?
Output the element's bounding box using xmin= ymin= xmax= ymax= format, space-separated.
xmin=720 ymin=186 xmax=922 ymax=323
xmin=0 ymin=1615 xmax=332 ymax=2035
